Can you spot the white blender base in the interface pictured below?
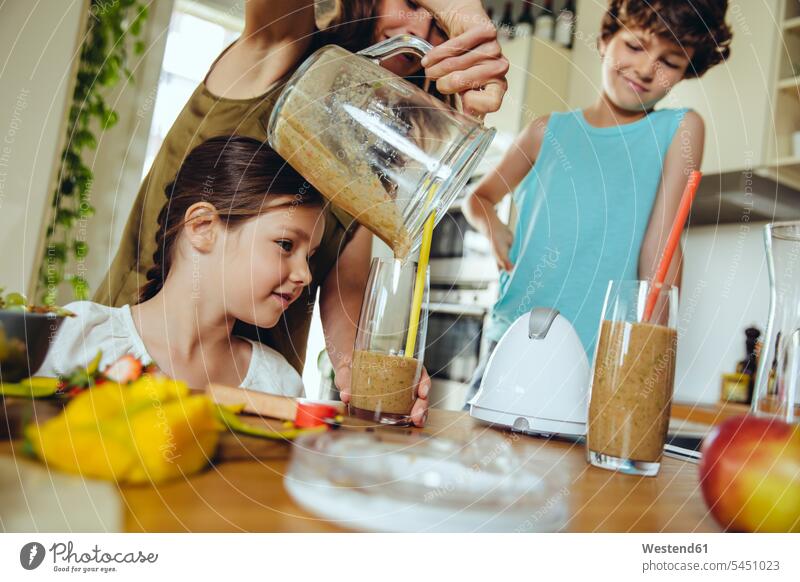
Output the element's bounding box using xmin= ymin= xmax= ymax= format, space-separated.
xmin=470 ymin=403 xmax=586 ymax=438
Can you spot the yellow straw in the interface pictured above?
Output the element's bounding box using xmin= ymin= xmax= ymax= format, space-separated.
xmin=404 ymin=184 xmax=438 ymax=358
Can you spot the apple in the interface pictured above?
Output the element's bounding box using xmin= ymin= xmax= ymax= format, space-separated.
xmin=699 ymin=415 xmax=800 ymax=532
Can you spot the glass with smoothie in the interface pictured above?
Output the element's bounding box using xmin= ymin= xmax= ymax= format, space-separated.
xmin=349 ymin=257 xmax=429 ymax=425
xmin=587 ymin=280 xmax=679 ymax=477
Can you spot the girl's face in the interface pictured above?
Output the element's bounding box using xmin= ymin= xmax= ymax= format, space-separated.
xmin=599 ymin=28 xmax=693 ymax=112
xmin=373 ymin=0 xmax=446 ymax=77
xmin=219 ymin=201 xmax=325 ymax=329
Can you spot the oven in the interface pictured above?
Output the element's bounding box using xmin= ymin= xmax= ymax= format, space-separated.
xmin=423 ymin=196 xmax=504 ymax=410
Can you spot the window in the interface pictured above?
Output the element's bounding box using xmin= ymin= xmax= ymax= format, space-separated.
xmin=141 ymin=3 xmax=242 ymax=178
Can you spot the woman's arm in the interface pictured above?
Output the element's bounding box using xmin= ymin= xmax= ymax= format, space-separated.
xmin=638 ymin=111 xmax=705 ymax=288
xmin=318 ymin=225 xmax=371 ymax=389
xmin=464 ymin=116 xmax=546 ymax=271
xmin=205 ymin=0 xmax=315 ymax=99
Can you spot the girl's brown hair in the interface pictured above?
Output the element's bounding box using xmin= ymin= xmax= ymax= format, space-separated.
xmin=139 ymin=136 xmax=323 ymax=302
xmin=600 ymin=0 xmax=732 ymax=78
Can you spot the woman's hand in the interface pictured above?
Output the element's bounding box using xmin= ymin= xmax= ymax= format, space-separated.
xmin=336 ymin=365 xmax=431 ymax=428
xmin=409 ymin=367 xmax=431 ymax=427
xmin=489 ymin=218 xmax=514 ymax=272
xmin=417 ymin=0 xmax=508 ymax=117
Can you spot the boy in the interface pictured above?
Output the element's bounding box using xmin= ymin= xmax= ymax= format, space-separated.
xmin=463 ymin=0 xmax=732 ymax=405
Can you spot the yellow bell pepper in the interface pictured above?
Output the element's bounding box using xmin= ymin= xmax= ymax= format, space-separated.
xmin=26 ymin=374 xmax=222 ymax=484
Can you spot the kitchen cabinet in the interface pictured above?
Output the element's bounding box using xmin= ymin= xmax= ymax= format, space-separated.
xmin=762 ymin=1 xmax=800 ymax=189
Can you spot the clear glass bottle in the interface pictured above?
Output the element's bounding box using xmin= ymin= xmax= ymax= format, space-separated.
xmin=752 ymin=222 xmax=800 ymax=423
xmin=499 ymin=2 xmax=515 ymax=39
xmin=516 ymin=2 xmax=535 ymax=38
xmin=534 ymin=0 xmax=555 ymax=40
xmin=555 ymin=0 xmax=575 ymax=48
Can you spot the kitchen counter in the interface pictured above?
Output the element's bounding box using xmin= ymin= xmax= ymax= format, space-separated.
xmin=0 ymin=408 xmax=719 ymax=532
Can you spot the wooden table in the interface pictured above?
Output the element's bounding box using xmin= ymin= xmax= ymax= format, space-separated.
xmin=122 ymin=409 xmax=718 ymax=532
xmin=0 ymin=406 xmax=719 ymax=532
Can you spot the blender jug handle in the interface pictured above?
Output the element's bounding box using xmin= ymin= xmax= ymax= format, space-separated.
xmin=357 ymin=34 xmax=462 ymax=113
xmin=358 ymin=34 xmax=434 ymax=62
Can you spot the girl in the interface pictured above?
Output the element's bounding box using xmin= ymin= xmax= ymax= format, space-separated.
xmin=463 ymin=0 xmax=732 ymax=404
xmin=39 ymin=137 xmax=324 ymax=395
xmin=94 ymin=1 xmax=508 ymax=419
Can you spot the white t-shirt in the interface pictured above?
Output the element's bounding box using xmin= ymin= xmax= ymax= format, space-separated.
xmin=37 ymin=301 xmax=304 ymax=397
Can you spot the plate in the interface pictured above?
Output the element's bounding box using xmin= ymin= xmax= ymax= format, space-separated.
xmin=285 ymin=430 xmax=568 ymax=532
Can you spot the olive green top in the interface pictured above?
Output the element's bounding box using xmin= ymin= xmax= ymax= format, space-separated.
xmin=94 ymin=63 xmax=356 ymax=375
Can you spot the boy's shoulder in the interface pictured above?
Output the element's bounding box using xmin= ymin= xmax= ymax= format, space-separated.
xmin=651 ymin=107 xmax=703 ymax=124
xmin=677 ymin=109 xmax=704 ymax=129
xmin=653 ymin=108 xmax=705 ymax=141
xmin=518 ymin=114 xmax=553 ymax=159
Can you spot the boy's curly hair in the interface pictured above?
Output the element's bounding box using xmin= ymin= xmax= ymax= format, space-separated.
xmin=601 ymin=0 xmax=733 ymax=78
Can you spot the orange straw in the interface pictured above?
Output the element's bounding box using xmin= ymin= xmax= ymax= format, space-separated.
xmin=643 ymin=170 xmax=702 ymax=322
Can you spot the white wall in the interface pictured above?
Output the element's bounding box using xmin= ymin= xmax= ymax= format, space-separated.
xmin=0 ymin=0 xmax=87 ymax=296
xmin=567 ymin=0 xmax=605 ymax=109
xmin=676 ymin=222 xmax=770 ymax=404
xmin=0 ymin=0 xmax=175 ymax=302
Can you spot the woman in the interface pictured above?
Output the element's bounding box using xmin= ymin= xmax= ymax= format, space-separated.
xmin=95 ymin=0 xmax=508 ymax=426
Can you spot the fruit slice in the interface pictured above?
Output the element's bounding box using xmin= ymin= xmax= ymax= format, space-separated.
xmin=0 ymin=377 xmax=61 ymax=398
xmin=103 ymin=354 xmax=143 ymax=384
xmin=215 ymin=405 xmax=326 ymax=440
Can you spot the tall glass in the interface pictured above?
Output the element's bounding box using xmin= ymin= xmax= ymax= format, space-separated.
xmin=587 ymin=280 xmax=679 ymax=477
xmin=349 ymin=258 xmax=429 ymax=425
xmin=752 ymin=222 xmax=800 ymax=424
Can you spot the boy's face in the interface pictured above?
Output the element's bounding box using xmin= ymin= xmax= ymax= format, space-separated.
xmin=599 ymin=27 xmax=694 ymax=111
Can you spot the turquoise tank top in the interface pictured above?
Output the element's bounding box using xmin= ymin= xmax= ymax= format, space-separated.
xmin=485 ymin=107 xmax=688 ymax=357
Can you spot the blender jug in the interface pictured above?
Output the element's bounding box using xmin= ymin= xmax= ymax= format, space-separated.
xmin=268 ymin=35 xmax=496 ymax=259
xmin=752 ymin=222 xmax=800 ymax=423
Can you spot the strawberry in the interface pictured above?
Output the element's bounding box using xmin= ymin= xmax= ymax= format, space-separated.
xmin=103 ymin=355 xmax=143 ymax=384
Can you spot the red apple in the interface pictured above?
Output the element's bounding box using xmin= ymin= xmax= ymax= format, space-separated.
xmin=699 ymin=414 xmax=800 ymax=532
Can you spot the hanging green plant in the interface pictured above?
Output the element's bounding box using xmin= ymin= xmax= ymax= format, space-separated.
xmin=38 ymin=0 xmax=149 ymax=305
